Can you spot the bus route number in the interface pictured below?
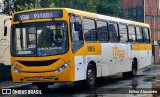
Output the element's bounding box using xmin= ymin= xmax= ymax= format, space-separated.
xmin=20 ymin=15 xmax=30 ymax=20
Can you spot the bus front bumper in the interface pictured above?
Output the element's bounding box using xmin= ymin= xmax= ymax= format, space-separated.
xmin=11 ymin=66 xmax=73 ymax=83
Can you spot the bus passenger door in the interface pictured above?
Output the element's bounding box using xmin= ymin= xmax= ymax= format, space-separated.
xmin=136 ymin=27 xmax=146 ymax=69
xmin=143 ymin=28 xmax=152 ymax=67
xmin=118 ymin=23 xmax=129 ymax=73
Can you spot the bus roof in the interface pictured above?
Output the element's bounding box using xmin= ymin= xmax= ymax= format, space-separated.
xmin=13 ymin=8 xmax=150 ymax=27
xmin=65 ymin=8 xmax=150 ymax=27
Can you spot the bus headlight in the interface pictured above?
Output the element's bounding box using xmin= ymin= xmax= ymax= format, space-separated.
xmin=11 ymin=65 xmax=21 ymax=74
xmin=55 ymin=62 xmax=71 ymax=73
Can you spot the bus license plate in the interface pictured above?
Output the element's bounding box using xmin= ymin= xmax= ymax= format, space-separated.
xmin=34 ymin=76 xmax=43 ymax=80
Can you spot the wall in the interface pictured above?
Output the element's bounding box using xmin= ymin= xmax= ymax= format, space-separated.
xmin=0 ymin=15 xmax=11 ymax=66
xmin=0 ymin=14 xmax=11 ymax=81
xmin=122 ymin=0 xmax=160 ymax=64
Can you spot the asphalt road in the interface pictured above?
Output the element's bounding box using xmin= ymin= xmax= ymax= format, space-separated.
xmin=0 ymin=65 xmax=160 ymax=97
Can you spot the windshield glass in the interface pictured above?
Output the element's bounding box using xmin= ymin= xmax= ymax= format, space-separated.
xmin=11 ymin=21 xmax=68 ymax=56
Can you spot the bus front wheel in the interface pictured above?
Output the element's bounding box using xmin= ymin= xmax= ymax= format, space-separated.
xmin=82 ymin=64 xmax=96 ymax=88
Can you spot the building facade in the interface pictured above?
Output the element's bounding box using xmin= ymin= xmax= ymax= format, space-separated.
xmin=122 ymin=0 xmax=160 ymax=64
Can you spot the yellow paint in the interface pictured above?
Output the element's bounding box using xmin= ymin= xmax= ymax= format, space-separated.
xmin=130 ymin=21 xmax=150 ymax=27
xmin=74 ymin=42 xmax=101 ymax=56
xmin=11 ymin=8 xmax=152 ymax=83
xmin=132 ymin=44 xmax=152 ymax=50
xmin=11 ymin=8 xmax=76 ymax=83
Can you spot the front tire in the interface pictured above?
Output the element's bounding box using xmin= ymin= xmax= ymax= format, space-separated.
xmin=82 ymin=64 xmax=96 ymax=88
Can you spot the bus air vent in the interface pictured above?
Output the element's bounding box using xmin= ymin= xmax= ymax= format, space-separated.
xmin=18 ymin=59 xmax=59 ymax=66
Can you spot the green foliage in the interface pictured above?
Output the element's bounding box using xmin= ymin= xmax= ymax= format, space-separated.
xmin=52 ymin=0 xmax=98 ymax=13
xmin=51 ymin=0 xmax=121 ymax=16
xmin=49 ymin=3 xmax=55 ymax=8
xmin=96 ymin=0 xmax=122 ymax=17
xmin=35 ymin=0 xmax=42 ymax=8
xmin=3 ymin=0 xmax=121 ymax=17
xmin=17 ymin=4 xmax=27 ymax=11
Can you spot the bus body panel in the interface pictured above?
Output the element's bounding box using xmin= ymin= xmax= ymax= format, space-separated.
xmin=74 ymin=42 xmax=101 ymax=81
xmin=10 ymin=8 xmax=152 ymax=84
xmin=115 ymin=43 xmax=129 ymax=73
xmin=101 ymin=43 xmax=116 ymax=76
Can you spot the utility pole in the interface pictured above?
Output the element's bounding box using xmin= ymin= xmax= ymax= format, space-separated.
xmin=144 ymin=0 xmax=145 ymax=23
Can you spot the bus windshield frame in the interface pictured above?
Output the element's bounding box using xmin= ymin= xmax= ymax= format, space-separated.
xmin=11 ymin=21 xmax=69 ymax=57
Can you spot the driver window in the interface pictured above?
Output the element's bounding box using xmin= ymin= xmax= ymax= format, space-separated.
xmin=70 ymin=15 xmax=83 ymax=41
xmin=70 ymin=15 xmax=84 ymax=52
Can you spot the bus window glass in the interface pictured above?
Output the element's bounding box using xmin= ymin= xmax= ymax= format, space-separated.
xmin=119 ymin=24 xmax=128 ymax=42
xmin=12 ymin=21 xmax=68 ymax=56
xmin=97 ymin=21 xmax=108 ymax=42
xmin=14 ymin=26 xmax=36 ymax=56
xmin=128 ymin=25 xmax=136 ymax=42
xmin=108 ymin=22 xmax=119 ymax=42
xmin=143 ymin=28 xmax=150 ymax=43
xmin=70 ymin=15 xmax=83 ymax=52
xmin=83 ymin=18 xmax=96 ymax=41
xmin=136 ymin=27 xmax=143 ymax=43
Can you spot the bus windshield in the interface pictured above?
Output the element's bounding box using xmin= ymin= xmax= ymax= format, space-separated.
xmin=11 ymin=21 xmax=68 ymax=56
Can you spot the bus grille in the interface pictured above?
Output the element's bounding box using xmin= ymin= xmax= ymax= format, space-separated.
xmin=18 ymin=59 xmax=59 ymax=66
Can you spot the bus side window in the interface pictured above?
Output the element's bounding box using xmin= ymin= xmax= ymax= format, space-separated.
xmin=136 ymin=27 xmax=143 ymax=43
xmin=128 ymin=25 xmax=136 ymax=42
xmin=70 ymin=15 xmax=83 ymax=41
xmin=143 ymin=28 xmax=150 ymax=43
xmin=97 ymin=20 xmax=109 ymax=42
xmin=108 ymin=23 xmax=119 ymax=42
xmin=83 ymin=18 xmax=96 ymax=42
xmin=119 ymin=23 xmax=128 ymax=42
xmin=70 ymin=15 xmax=84 ymax=52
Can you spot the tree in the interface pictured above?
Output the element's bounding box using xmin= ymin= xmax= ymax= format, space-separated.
xmin=2 ymin=0 xmax=56 ymax=14
xmin=96 ymin=0 xmax=121 ymax=17
xmin=3 ymin=0 xmax=15 ymax=14
xmin=2 ymin=0 xmax=121 ymax=17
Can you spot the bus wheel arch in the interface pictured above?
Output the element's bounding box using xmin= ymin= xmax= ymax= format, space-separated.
xmin=82 ymin=61 xmax=97 ymax=88
xmin=88 ymin=61 xmax=97 ymax=78
xmin=132 ymin=58 xmax=138 ymax=76
xmin=122 ymin=58 xmax=138 ymax=78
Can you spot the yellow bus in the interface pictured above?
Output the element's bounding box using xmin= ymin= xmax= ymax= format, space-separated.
xmin=8 ymin=8 xmax=152 ymax=89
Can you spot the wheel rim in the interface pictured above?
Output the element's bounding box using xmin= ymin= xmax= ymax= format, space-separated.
xmin=87 ymin=68 xmax=95 ymax=85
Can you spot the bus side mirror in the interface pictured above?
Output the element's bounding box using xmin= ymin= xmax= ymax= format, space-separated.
xmin=74 ymin=22 xmax=81 ymax=32
xmin=4 ymin=26 xmax=7 ymax=36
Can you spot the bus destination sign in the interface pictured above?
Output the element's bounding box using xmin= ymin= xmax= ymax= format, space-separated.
xmin=14 ymin=10 xmax=63 ymax=22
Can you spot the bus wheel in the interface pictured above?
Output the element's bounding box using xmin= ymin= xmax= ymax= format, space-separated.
xmin=33 ymin=82 xmax=50 ymax=89
xmin=83 ymin=64 xmax=96 ymax=88
xmin=122 ymin=60 xmax=137 ymax=78
xmin=130 ymin=60 xmax=137 ymax=77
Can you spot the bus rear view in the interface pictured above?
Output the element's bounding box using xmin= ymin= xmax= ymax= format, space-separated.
xmin=11 ymin=9 xmax=72 ymax=89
